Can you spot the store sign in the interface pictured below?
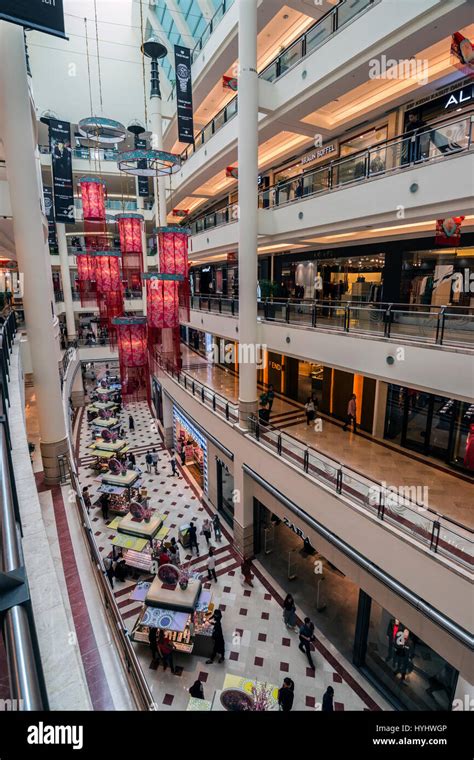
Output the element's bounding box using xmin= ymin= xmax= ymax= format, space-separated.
xmin=49 ymin=119 xmax=75 ymax=224
xmin=435 ymin=216 xmax=465 ymax=247
xmin=301 ymin=141 xmax=339 ymax=167
xmin=270 ymin=361 xmax=282 ymax=372
xmin=0 ymin=0 xmax=66 ymax=39
xmin=174 ymin=46 xmax=194 ymax=144
xmin=283 ymin=516 xmax=306 ymax=540
xmin=444 ymin=86 xmax=474 ymax=109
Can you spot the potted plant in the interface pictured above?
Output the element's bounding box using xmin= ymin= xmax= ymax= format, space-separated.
xmin=248 ymin=682 xmax=273 ymax=711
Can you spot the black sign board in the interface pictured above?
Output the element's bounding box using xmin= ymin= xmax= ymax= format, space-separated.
xmin=0 ymin=0 xmax=66 ymax=39
xmin=135 ymin=137 xmax=149 ymax=197
xmin=49 ymin=119 xmax=75 ymax=224
xmin=174 ymin=45 xmax=194 ymax=144
xmin=43 ymin=186 xmax=58 ymax=253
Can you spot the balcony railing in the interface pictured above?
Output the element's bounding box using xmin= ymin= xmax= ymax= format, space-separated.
xmin=179 ymin=0 xmax=375 ymax=163
xmin=185 ymin=295 xmax=474 ymax=350
xmin=0 ymin=311 xmax=49 ymax=709
xmin=187 ymin=111 xmax=473 ymax=232
xmin=247 ymin=415 xmax=473 ymax=571
xmin=158 ymin=355 xmax=473 ymax=571
xmin=39 ymin=145 xmax=120 ymax=162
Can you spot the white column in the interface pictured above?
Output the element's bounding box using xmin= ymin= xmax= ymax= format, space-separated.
xmin=237 ymin=0 xmax=258 ymax=429
xmin=150 ymin=98 xmax=168 ymax=233
xmin=57 ymin=223 xmax=76 ymax=341
xmin=0 ymin=21 xmax=68 ymax=483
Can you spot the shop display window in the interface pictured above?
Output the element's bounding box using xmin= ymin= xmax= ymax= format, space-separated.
xmin=364 ymin=601 xmax=458 ymax=711
xmin=217 ymin=459 xmax=234 ymax=527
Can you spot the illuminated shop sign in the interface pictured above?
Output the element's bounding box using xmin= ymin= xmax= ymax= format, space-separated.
xmin=301 ymin=141 xmax=339 ymax=166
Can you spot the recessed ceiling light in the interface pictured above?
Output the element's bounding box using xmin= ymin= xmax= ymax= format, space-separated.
xmin=283 ymin=14 xmax=289 ymax=19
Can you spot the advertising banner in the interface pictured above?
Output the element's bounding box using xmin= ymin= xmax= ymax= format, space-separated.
xmin=0 ymin=0 xmax=66 ymax=39
xmin=49 ymin=119 xmax=75 ymax=224
xmin=174 ymin=45 xmax=194 ymax=144
xmin=451 ymin=32 xmax=474 ymax=78
xmin=135 ymin=138 xmax=149 ymax=197
xmin=43 ymin=186 xmax=58 ymax=253
xmin=435 ymin=217 xmax=464 ymax=247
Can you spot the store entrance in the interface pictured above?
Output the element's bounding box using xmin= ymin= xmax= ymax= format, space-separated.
xmin=173 ymin=409 xmax=207 ymax=491
xmin=253 ymin=499 xmax=358 ymax=663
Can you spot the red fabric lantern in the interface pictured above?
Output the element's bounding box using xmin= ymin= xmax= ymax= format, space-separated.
xmin=156 ymin=226 xmax=190 ymax=277
xmin=76 ymin=254 xmax=97 ymax=306
xmin=114 ymin=318 xmax=150 ymax=404
xmin=94 ymin=252 xmax=122 ymax=294
xmin=146 ymin=276 xmax=180 ymax=328
xmin=117 ymin=213 xmax=143 ymax=291
xmin=79 ymin=177 xmax=106 ymax=221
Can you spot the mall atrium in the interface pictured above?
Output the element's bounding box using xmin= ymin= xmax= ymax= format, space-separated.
xmin=0 ymin=0 xmax=472 ymax=738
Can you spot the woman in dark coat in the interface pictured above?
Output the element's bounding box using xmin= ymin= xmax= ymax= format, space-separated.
xmin=206 ymin=610 xmax=225 ymax=664
xmin=322 ymin=686 xmax=334 ymax=712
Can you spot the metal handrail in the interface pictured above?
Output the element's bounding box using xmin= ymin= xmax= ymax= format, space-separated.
xmin=0 ymin=312 xmax=48 ymax=710
xmin=161 ymin=358 xmax=239 ymax=423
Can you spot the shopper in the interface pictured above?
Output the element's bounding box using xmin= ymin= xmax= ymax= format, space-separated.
xmin=305 ymin=397 xmax=315 ymax=426
xmin=212 ymin=513 xmax=222 ymax=542
xmin=114 ymin=559 xmax=127 ymax=582
xmin=206 ymin=610 xmax=225 ymax=664
xmin=145 ymin=450 xmax=153 ymax=473
xmin=99 ymin=492 xmax=110 ymax=521
xmin=149 ymin=627 xmax=159 ymax=663
xmin=188 ymin=521 xmax=199 ymax=556
xmin=241 ymin=558 xmax=254 ymax=588
xmin=157 ymin=630 xmax=176 ymax=673
xmin=82 ymin=486 xmax=92 ymax=514
xmin=127 ymin=451 xmax=136 ymax=467
xmin=189 ymin=679 xmax=205 ymax=700
xmin=168 ymin=537 xmax=180 ymax=566
xmin=104 ymin=555 xmax=114 ymax=588
xmin=298 ymin=617 xmax=316 ymax=670
xmin=170 ymin=450 xmax=179 ymax=477
xmin=151 ymin=448 xmax=159 ymax=474
xmin=201 ymin=518 xmax=212 ymax=546
xmin=342 ymin=393 xmax=357 ymax=433
xmin=278 ymin=678 xmax=295 ymax=712
xmin=322 ymin=685 xmax=334 ymax=712
xmin=207 ymin=547 xmax=217 ymax=582
xmin=158 ymin=547 xmax=171 ymax=566
xmin=267 ymin=384 xmax=275 ymax=412
xmin=405 ymin=111 xmax=426 ymax=163
xmin=282 ymin=593 xmax=297 ymax=629
xmin=180 ymin=447 xmax=186 ymax=466
xmin=128 ymin=414 xmax=135 ymax=431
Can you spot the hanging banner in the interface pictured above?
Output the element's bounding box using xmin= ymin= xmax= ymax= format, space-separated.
xmin=450 ymin=32 xmax=474 ymax=78
xmin=435 ymin=217 xmax=465 ymax=247
xmin=135 ymin=138 xmax=149 ymax=197
xmin=43 ymin=186 xmax=58 ymax=253
xmin=0 ymin=0 xmax=66 ymax=39
xmin=174 ymin=45 xmax=194 ymax=144
xmin=49 ymin=119 xmax=75 ymax=224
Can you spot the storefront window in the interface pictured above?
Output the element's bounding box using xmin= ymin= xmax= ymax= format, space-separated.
xmin=401 ymin=248 xmax=474 ymax=307
xmin=336 ymin=125 xmax=388 ymax=185
xmin=173 ymin=408 xmax=208 ymax=491
xmin=363 ymin=599 xmax=458 ymax=710
xmin=217 ymin=458 xmax=234 ymax=527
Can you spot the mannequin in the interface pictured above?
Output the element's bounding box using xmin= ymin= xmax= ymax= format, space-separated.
xmin=386 ymin=617 xmax=400 ymax=664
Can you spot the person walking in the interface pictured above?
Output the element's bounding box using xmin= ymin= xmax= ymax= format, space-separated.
xmin=206 ymin=610 xmax=225 ymax=664
xmin=180 ymin=447 xmax=186 ymax=466
xmin=99 ymin=492 xmax=110 ymax=522
xmin=202 ymin=518 xmax=212 ymax=546
xmin=157 ymin=630 xmax=176 ymax=673
xmin=82 ymin=486 xmax=92 ymax=514
xmin=170 ymin=450 xmax=179 ymax=477
xmin=282 ymin=593 xmax=297 ymax=629
xmin=148 ymin=626 xmax=159 ymax=663
xmin=189 ymin=679 xmax=205 ymax=700
xmin=128 ymin=414 xmax=135 ymax=432
xmin=145 ymin=450 xmax=153 ymax=474
xmin=151 ymin=448 xmax=159 ymax=474
xmin=188 ymin=521 xmax=199 ymax=556
xmin=168 ymin=537 xmax=180 ymax=566
xmin=298 ymin=617 xmax=316 ymax=670
xmin=278 ymin=678 xmax=295 ymax=712
xmin=267 ymin=384 xmax=275 ymax=412
xmin=104 ymin=555 xmax=114 ymax=588
xmin=212 ymin=513 xmax=222 ymax=542
xmin=304 ymin=397 xmax=315 ymax=426
xmin=241 ymin=558 xmax=254 ymax=588
xmin=207 ymin=547 xmax=217 ymax=583
xmin=322 ymin=685 xmax=334 ymax=712
xmin=342 ymin=393 xmax=357 ymax=433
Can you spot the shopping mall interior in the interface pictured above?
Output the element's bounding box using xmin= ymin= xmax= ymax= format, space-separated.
xmin=0 ymin=0 xmax=472 ymax=740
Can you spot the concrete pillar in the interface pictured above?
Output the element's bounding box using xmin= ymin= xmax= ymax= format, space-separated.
xmin=372 ymin=380 xmax=389 ymax=438
xmin=57 ymin=223 xmax=76 ymax=341
xmin=232 ymin=462 xmax=255 ymax=559
xmin=0 ymin=21 xmax=68 ymax=483
xmin=237 ymin=0 xmax=258 ymax=429
xmin=70 ymin=367 xmax=85 ymax=408
xmin=161 ymin=390 xmax=174 ymax=449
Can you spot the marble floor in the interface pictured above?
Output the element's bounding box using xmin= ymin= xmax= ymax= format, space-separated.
xmin=72 ymin=393 xmax=388 ymax=712
xmin=179 ymin=345 xmax=473 ymax=529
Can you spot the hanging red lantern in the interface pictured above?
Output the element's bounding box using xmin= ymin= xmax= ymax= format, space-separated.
xmin=93 ymin=251 xmax=122 ymax=294
xmin=117 ymin=213 xmax=143 ymax=291
xmin=78 ymin=176 xmax=106 ymax=220
xmin=144 ymin=273 xmax=182 ymax=328
xmin=76 ymin=254 xmax=97 ymax=306
xmin=155 ymin=226 xmax=190 ymax=277
xmin=113 ymin=317 xmax=150 ymax=404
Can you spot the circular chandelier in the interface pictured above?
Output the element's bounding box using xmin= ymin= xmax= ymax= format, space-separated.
xmin=78 ymin=116 xmax=127 ymax=144
xmin=117 ymin=149 xmax=181 ymax=177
